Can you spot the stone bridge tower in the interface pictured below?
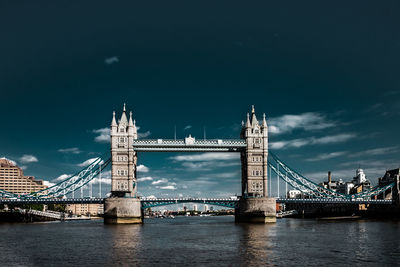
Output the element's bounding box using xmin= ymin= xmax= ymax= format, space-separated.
xmin=104 ymin=104 xmax=142 ymax=224
xmin=236 ymin=106 xmax=276 ymax=223
xmin=240 ymin=105 xmax=269 ymax=197
xmin=110 ymin=104 xmax=137 ymax=197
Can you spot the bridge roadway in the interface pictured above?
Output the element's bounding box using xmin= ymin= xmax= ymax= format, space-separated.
xmin=0 ymin=197 xmax=393 ymax=207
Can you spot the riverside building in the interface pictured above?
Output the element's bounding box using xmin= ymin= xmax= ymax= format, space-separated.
xmin=0 ymin=158 xmax=47 ymax=195
xmin=66 ymin=203 xmax=104 ymax=216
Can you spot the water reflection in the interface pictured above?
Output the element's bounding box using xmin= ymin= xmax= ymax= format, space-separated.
xmin=106 ymin=224 xmax=142 ymax=265
xmin=237 ymin=223 xmax=276 ymax=266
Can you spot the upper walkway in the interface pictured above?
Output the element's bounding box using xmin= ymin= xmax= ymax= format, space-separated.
xmin=131 ymin=139 xmax=246 ymax=152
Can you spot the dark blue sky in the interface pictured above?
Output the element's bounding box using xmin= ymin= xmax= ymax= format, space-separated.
xmin=1 ymin=1 xmax=399 ymax=198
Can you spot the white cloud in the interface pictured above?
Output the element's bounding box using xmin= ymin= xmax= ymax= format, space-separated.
xmin=269 ymin=112 xmax=335 ymax=135
xmin=171 ymin=153 xmax=239 ymax=162
xmin=87 ymin=170 xmax=112 ymax=185
xmin=270 ymin=133 xmax=356 ymax=150
xmin=78 ymin=158 xmax=98 ymax=167
xmin=0 ymin=157 xmax=17 ymax=166
xmin=19 ymin=155 xmax=38 ymax=164
xmin=181 ymin=162 xmax=211 ymax=170
xmin=104 ymin=56 xmax=119 ymax=65
xmin=138 ymin=130 xmax=151 ymax=138
xmin=348 ymin=146 xmax=399 ymax=158
xmin=216 ymin=172 xmax=239 ymax=178
xmin=152 ymin=178 xmax=168 ymax=185
xmin=54 ymin=174 xmax=71 ymax=182
xmin=184 ymin=125 xmax=192 ymax=130
xmin=137 ymin=164 xmax=149 ymax=173
xmin=313 ymin=134 xmax=356 ymax=145
xmin=137 ymin=176 xmax=153 ymax=182
xmin=93 ymin=126 xmax=150 ymax=142
xmin=157 ymin=185 xmax=177 ymax=190
xmin=58 ymin=147 xmax=81 ymax=154
xmin=43 ymin=181 xmax=55 ymax=187
xmin=93 ymin=128 xmax=110 ymax=143
xmin=20 ymin=165 xmax=27 ymax=170
xmin=179 ymin=161 xmax=240 ymax=171
xmin=305 ymin=152 xmax=347 ymax=162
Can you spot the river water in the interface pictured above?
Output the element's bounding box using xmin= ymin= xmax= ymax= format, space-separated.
xmin=0 ymin=216 xmax=399 ymax=266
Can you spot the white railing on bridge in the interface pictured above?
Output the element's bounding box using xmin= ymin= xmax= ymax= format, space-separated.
xmin=132 ymin=139 xmax=246 ymax=152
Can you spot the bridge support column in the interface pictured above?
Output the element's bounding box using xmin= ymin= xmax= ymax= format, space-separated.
xmin=235 ymin=197 xmax=276 ymax=223
xmin=104 ymin=197 xmax=142 ymax=224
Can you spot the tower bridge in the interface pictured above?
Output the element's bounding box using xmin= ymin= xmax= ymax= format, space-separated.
xmin=0 ymin=104 xmax=398 ymax=223
xmin=104 ymin=104 xmax=276 ymax=223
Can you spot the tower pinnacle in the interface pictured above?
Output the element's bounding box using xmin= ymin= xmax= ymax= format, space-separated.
xmin=129 ymin=111 xmax=134 ymax=127
xmin=262 ymin=113 xmax=267 ymax=127
xmin=111 ymin=111 xmax=117 ymax=127
xmin=246 ymin=113 xmax=251 ymax=127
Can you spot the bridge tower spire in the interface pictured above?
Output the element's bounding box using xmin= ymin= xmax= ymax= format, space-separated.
xmin=236 ymin=105 xmax=276 ymax=223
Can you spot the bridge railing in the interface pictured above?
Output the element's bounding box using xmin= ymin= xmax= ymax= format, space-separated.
xmin=132 ymin=139 xmax=246 ymax=147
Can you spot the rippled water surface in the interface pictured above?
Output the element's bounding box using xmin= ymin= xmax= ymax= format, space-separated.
xmin=0 ymin=216 xmax=399 ymax=266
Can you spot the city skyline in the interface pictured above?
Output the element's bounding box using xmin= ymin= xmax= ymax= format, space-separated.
xmin=1 ymin=1 xmax=400 ymax=198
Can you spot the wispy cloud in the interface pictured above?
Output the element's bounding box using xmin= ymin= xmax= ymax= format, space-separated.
xmin=305 ymin=152 xmax=347 ymax=162
xmin=270 ymin=133 xmax=356 ymax=150
xmin=138 ymin=131 xmax=151 ymax=138
xmin=180 ymin=161 xmax=240 ymax=171
xmin=43 ymin=181 xmax=55 ymax=187
xmin=184 ymin=125 xmax=192 ymax=130
xmin=19 ymin=155 xmax=38 ymax=164
xmin=137 ymin=176 xmax=153 ymax=182
xmin=137 ymin=164 xmax=149 ymax=173
xmin=384 ymin=90 xmax=400 ymax=97
xmin=348 ymin=146 xmax=399 ymax=158
xmin=157 ymin=185 xmax=177 ymax=190
xmin=93 ymin=127 xmax=151 ymax=142
xmin=152 ymin=178 xmax=168 ymax=185
xmin=53 ymin=174 xmax=71 ymax=182
xmin=104 ymin=56 xmax=119 ymax=65
xmin=269 ymin=112 xmax=335 ymax=135
xmin=93 ymin=128 xmax=110 ymax=143
xmin=77 ymin=158 xmax=97 ymax=167
xmin=58 ymin=147 xmax=81 ymax=154
xmin=86 ymin=170 xmax=112 ymax=185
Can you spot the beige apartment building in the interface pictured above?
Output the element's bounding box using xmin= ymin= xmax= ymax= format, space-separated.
xmin=0 ymin=158 xmax=47 ymax=195
xmin=66 ymin=203 xmax=104 ymax=216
